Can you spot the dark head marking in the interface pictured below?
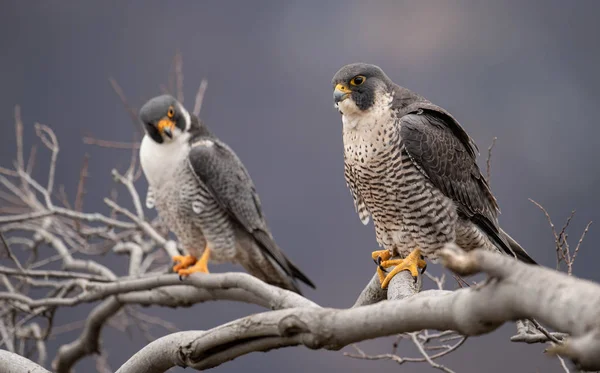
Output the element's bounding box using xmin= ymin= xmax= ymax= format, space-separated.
xmin=331 ymin=63 xmax=393 ymax=111
xmin=139 ymin=95 xmax=188 ymax=144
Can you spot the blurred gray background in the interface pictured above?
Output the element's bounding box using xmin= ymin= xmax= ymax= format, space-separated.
xmin=1 ymin=1 xmax=599 ymax=372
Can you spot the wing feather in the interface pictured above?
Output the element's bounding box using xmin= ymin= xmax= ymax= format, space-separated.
xmin=186 ymin=139 xmax=315 ymax=288
xmin=399 ymin=110 xmax=535 ymax=263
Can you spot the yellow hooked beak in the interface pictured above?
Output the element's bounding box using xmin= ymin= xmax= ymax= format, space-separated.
xmin=157 ymin=117 xmax=175 ymax=139
xmin=333 ymin=83 xmax=352 ymax=103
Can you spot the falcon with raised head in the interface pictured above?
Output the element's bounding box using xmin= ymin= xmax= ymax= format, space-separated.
xmin=139 ymin=95 xmax=315 ymax=293
xmin=332 ymin=63 xmax=536 ymax=288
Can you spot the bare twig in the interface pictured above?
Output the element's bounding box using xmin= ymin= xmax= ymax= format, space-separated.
xmin=174 ymin=50 xmax=184 ymax=103
xmin=193 ymin=79 xmax=208 ymax=116
xmin=34 ymin=123 xmax=59 ymax=196
xmin=571 ymin=221 xmax=592 ymax=275
xmin=108 ymin=77 xmax=142 ymax=134
xmin=410 ymin=332 xmax=457 ymax=373
xmin=83 ymin=136 xmax=140 ymax=149
xmin=0 ymin=232 xmax=24 ymax=271
xmin=74 ymin=154 xmax=89 ymax=214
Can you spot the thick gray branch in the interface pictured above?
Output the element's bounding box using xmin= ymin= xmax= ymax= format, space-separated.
xmin=0 ymin=273 xmax=317 ymax=310
xmin=52 ymin=298 xmax=122 ymax=373
xmin=117 ymin=248 xmax=600 ymax=372
xmin=0 ymin=349 xmax=50 ymax=373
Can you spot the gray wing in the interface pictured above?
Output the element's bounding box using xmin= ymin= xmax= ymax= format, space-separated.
xmin=344 ymin=160 xmax=370 ymax=225
xmin=187 ymin=139 xmax=315 ymax=288
xmin=399 ymin=110 xmax=536 ymax=264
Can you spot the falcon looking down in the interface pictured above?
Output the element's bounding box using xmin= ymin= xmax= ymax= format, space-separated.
xmin=139 ymin=95 xmax=315 ymax=294
xmin=332 ymin=63 xmax=536 ymax=289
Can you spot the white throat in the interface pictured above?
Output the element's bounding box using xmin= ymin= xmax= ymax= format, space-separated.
xmin=140 ymin=131 xmax=191 ymax=187
xmin=338 ymin=91 xmax=394 ymax=131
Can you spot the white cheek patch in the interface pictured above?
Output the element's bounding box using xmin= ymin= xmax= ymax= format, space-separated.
xmin=340 ymin=92 xmax=394 ymax=131
xmin=337 ymin=99 xmax=361 ymax=116
xmin=178 ymin=102 xmax=191 ymax=132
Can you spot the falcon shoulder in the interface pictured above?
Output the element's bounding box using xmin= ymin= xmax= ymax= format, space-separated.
xmin=398 ymin=109 xmax=525 ymax=259
xmin=344 ymin=160 xmax=370 ymax=225
xmin=187 ymin=138 xmax=314 ymax=286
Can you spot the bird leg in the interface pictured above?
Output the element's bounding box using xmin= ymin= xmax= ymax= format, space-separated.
xmin=375 ymin=248 xmax=427 ymax=289
xmin=177 ymin=247 xmax=211 ymax=277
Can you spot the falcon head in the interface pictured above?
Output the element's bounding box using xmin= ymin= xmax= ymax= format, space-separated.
xmin=331 ymin=63 xmax=393 ymax=114
xmin=139 ymin=95 xmax=191 ymax=144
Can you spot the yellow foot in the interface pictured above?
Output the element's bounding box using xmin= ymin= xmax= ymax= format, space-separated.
xmin=177 ymin=247 xmax=211 ymax=277
xmin=371 ymin=249 xmax=392 ymax=263
xmin=172 ymin=255 xmax=197 ymax=272
xmin=378 ymin=248 xmax=427 ymax=289
xmin=372 ymin=250 xmax=393 ymax=285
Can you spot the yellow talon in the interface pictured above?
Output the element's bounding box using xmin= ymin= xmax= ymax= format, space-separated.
xmin=372 ymin=249 xmax=392 ymax=262
xmin=376 ymin=248 xmax=427 ymax=289
xmin=172 ymin=255 xmax=197 ymax=272
xmin=177 ymin=247 xmax=211 ymax=277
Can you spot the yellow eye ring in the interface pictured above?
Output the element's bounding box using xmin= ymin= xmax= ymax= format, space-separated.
xmin=350 ymin=75 xmax=366 ymax=86
xmin=167 ymin=107 xmax=175 ymax=118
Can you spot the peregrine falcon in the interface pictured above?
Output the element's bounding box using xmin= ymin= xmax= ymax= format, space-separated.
xmin=332 ymin=63 xmax=536 ymax=289
xmin=139 ymin=95 xmax=315 ymax=293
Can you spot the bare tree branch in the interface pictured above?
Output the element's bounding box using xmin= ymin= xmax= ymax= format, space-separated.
xmin=116 ymin=247 xmax=600 ymax=372
xmin=0 ymin=349 xmax=50 ymax=373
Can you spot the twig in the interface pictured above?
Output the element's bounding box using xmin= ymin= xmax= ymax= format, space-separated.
xmin=571 ymin=221 xmax=592 ymax=276
xmin=108 ymin=77 xmax=142 ymax=134
xmin=174 ymin=50 xmax=184 ymax=103
xmin=111 ymin=169 xmax=144 ymax=220
xmin=83 ymin=137 xmax=140 ymax=149
xmin=557 ymin=353 xmax=571 ymax=373
xmin=0 ymin=266 xmax=112 ymax=282
xmin=193 ymin=79 xmax=208 ymax=116
xmin=0 ymin=232 xmax=24 ymax=271
xmin=15 ymin=105 xmax=24 ymax=173
xmin=410 ymin=332 xmax=457 ymax=373
xmin=74 ymin=154 xmax=89 ymax=214
xmin=34 ymin=123 xmax=59 ymax=196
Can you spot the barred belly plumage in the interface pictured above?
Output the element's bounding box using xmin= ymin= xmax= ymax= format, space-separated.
xmin=345 ymin=120 xmax=458 ymax=260
xmin=152 ymin=163 xmax=235 ymax=262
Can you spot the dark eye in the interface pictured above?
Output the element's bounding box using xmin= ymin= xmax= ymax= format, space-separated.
xmin=167 ymin=107 xmax=175 ymax=118
xmin=350 ymin=75 xmax=366 ymax=86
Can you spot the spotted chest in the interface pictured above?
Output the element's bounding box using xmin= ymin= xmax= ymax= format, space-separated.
xmin=343 ymin=115 xmax=457 ymax=260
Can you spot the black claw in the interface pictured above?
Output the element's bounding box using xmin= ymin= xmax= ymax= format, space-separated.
xmin=421 ymin=263 xmax=427 ymax=275
xmin=413 ymin=275 xmax=419 ymax=283
xmin=179 ymin=275 xmax=184 ymax=281
xmin=376 ymin=256 xmax=386 ymax=272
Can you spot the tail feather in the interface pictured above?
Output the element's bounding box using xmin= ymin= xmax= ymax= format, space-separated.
xmin=471 ymin=215 xmax=537 ymax=265
xmin=252 ymin=229 xmax=316 ymax=293
xmin=499 ymin=228 xmax=537 ymax=265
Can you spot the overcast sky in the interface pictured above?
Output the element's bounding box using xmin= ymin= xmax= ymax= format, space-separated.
xmin=2 ymin=1 xmax=599 ymax=372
